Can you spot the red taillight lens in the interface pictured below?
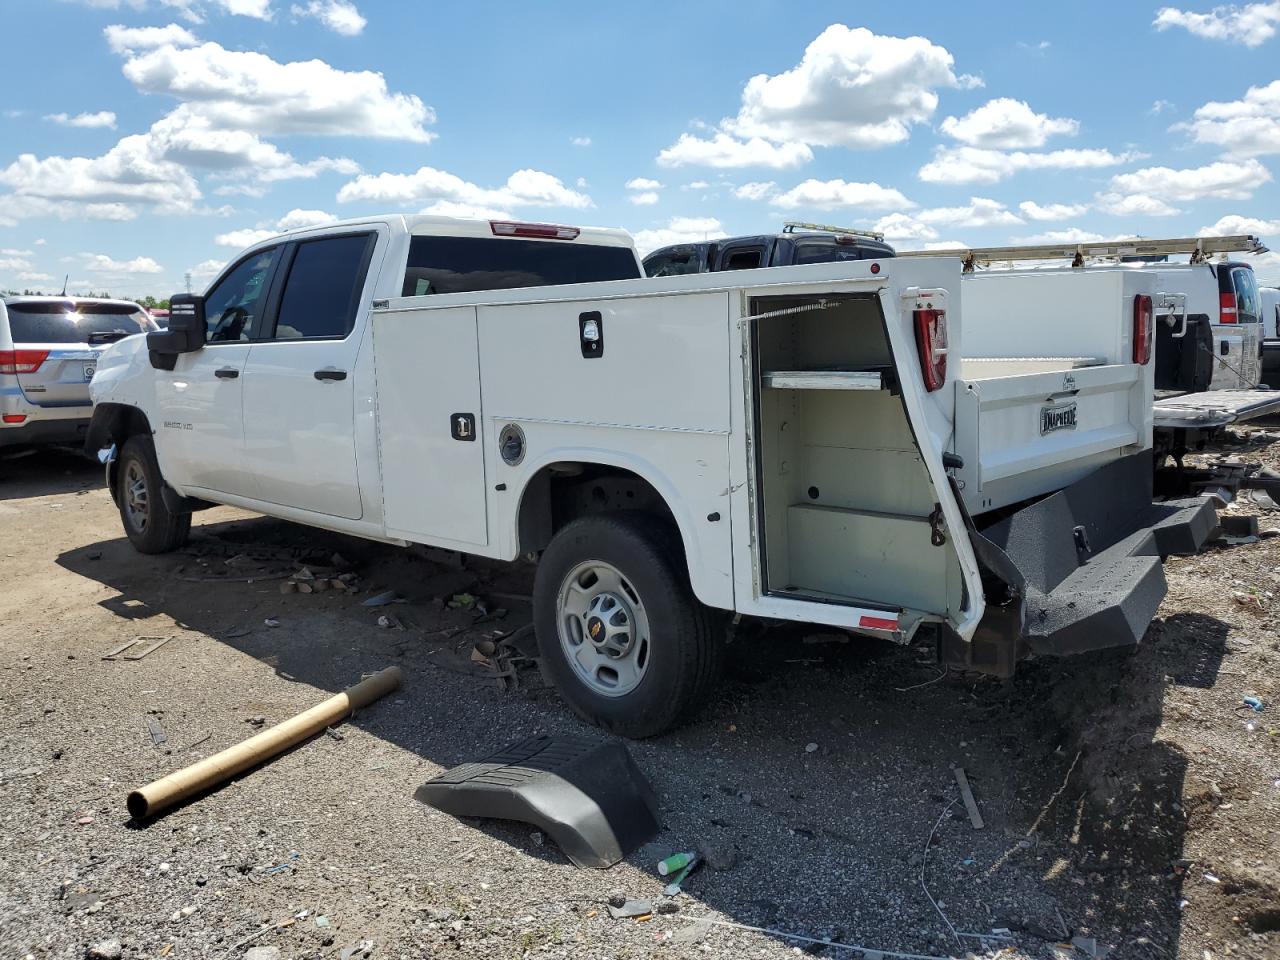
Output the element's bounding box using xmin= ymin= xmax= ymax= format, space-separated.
xmin=913 ymin=308 xmax=947 ymax=392
xmin=1220 ymin=291 xmax=1238 ymax=324
xmin=490 ymin=220 xmax=581 ymax=240
xmin=0 ymin=349 xmax=49 ymax=374
xmin=1133 ymin=294 xmax=1153 ymax=365
xmin=2 ymin=414 xmax=26 ymax=424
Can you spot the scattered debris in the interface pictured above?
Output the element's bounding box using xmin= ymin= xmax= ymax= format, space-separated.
xmin=376 ymin=613 xmax=405 ymax=630
xmin=245 ymin=716 xmax=266 ymax=728
xmin=804 ymin=742 xmax=819 ymax=753
xmin=662 ymin=855 xmax=700 ymax=896
xmin=362 ymin=590 xmax=399 ymax=607
xmin=657 ymin=851 xmax=697 ymax=876
xmin=670 ymin=916 xmax=955 ymax=959
xmin=101 ymin=635 xmax=175 ymax=661
xmin=696 ymin=840 xmax=737 ymax=872
xmin=607 ymin=899 xmax=653 ymax=920
xmin=263 ymin=618 xmax=281 ymax=628
xmin=1243 ymin=696 xmax=1264 ymax=712
xmin=85 ymin=938 xmax=123 ymax=960
xmin=126 ymin=666 xmax=402 ymax=820
xmin=146 ymin=717 xmax=167 ymax=747
xmin=339 ymin=940 xmax=375 ymax=960
xmin=953 ymin=767 xmax=985 ymax=830
xmin=243 ymin=947 xmax=281 ymax=960
xmin=447 ymin=592 xmax=477 ymax=609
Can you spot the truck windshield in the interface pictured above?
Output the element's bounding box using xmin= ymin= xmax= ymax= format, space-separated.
xmin=4 ymin=301 xmax=152 ymax=343
xmin=402 ymin=236 xmax=640 ymax=297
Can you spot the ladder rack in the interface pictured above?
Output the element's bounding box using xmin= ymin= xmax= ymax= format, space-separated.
xmin=895 ymin=235 xmax=1267 ymax=272
xmin=782 ymin=220 xmax=886 ymax=242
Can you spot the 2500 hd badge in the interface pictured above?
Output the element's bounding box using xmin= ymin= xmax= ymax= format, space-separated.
xmin=1040 ymin=401 xmax=1078 ymax=435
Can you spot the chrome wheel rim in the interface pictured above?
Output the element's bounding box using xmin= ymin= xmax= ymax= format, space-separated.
xmin=557 ymin=560 xmax=650 ymax=698
xmin=123 ymin=459 xmax=149 ymax=533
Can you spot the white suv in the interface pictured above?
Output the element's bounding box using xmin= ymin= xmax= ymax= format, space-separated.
xmin=1 ymin=297 xmax=155 ymax=451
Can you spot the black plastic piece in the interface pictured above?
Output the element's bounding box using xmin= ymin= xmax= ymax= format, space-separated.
xmin=969 ymin=451 xmax=1216 ymax=659
xmin=147 ymin=293 xmax=205 ymax=369
xmin=450 ymin=413 xmax=476 ymax=441
xmin=214 ymin=367 xmax=239 ymax=379
xmin=414 ymin=736 xmax=660 ymax=869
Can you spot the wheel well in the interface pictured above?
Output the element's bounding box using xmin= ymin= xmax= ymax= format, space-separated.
xmin=86 ymin=403 xmax=152 ymax=453
xmin=516 ymin=463 xmax=679 ymax=554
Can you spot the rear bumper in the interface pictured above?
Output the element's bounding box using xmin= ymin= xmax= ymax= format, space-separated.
xmin=0 ymin=415 xmax=92 ymax=449
xmin=946 ymin=451 xmax=1216 ymax=672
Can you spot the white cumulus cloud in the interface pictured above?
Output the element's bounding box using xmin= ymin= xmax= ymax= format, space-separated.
xmin=1153 ymin=2 xmax=1280 ymax=46
xmin=657 ymin=132 xmax=812 ymax=169
xmin=769 ymin=178 xmax=914 ymax=211
xmin=1093 ymin=192 xmax=1182 ymax=217
xmin=83 ymin=253 xmax=164 ymax=274
xmin=1198 ymin=213 xmax=1280 ymax=236
xmin=919 ymin=146 xmax=1141 ymax=184
xmin=290 ymin=0 xmax=366 ymax=36
xmin=1108 ymin=158 xmax=1271 ymax=201
xmin=1019 ymin=200 xmax=1090 ymax=221
xmin=939 ymin=98 xmax=1078 ymax=149
xmin=420 ymin=201 xmax=513 ymax=220
xmin=915 ymin=197 xmax=1023 ymax=228
xmin=337 ymin=166 xmax=592 ymax=209
xmin=628 ymin=192 xmax=660 ymax=206
xmin=45 ymin=111 xmax=118 ymax=129
xmin=1177 ymin=80 xmax=1280 ymax=155
xmin=625 ymin=177 xmax=663 ymax=191
xmin=871 ymin=213 xmax=939 ymax=242
xmin=104 ymin=22 xmax=199 ymax=53
xmin=733 ymin=181 xmax=776 ymax=201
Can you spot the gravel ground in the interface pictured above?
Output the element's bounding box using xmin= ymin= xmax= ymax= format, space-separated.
xmin=0 ymin=430 xmax=1278 ymax=960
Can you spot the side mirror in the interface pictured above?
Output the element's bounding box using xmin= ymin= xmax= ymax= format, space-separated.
xmin=147 ymin=294 xmax=205 ymax=370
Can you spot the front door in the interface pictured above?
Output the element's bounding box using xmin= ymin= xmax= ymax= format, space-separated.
xmin=154 ymin=246 xmax=281 ymax=498
xmin=240 ymin=231 xmax=379 ymax=519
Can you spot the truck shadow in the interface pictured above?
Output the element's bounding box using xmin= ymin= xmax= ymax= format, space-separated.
xmin=0 ymin=447 xmax=99 ymax=499
xmin=56 ymin=511 xmax=1226 ymax=959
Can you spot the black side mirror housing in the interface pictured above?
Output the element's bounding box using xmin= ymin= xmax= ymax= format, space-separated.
xmin=147 ymin=294 xmax=205 ymax=370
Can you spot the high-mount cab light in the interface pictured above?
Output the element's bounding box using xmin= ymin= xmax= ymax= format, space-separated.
xmin=490 ymin=221 xmax=581 ymax=241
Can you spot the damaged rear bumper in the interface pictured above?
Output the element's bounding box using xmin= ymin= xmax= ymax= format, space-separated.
xmin=941 ymin=451 xmax=1216 ymax=675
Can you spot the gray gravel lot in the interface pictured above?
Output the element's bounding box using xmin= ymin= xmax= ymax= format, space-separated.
xmin=1 ymin=437 xmax=1278 ymax=960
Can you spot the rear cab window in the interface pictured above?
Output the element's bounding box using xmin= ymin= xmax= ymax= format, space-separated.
xmin=402 ymin=236 xmax=641 ymax=297
xmin=4 ymin=301 xmax=152 ymax=344
xmin=644 ymin=247 xmax=706 ymax=278
xmin=792 ymin=239 xmax=892 ymax=265
xmin=271 ymin=233 xmax=376 ymax=340
xmin=1231 ymin=267 xmax=1260 ymax=323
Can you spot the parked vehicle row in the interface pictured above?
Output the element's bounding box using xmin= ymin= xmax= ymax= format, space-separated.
xmin=1 ymin=297 xmax=156 ymax=450
xmin=85 ymin=213 xmax=1237 ymax=737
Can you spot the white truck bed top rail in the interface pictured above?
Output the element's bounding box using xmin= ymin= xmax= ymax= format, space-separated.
xmin=897 ymin=235 xmax=1267 ymax=272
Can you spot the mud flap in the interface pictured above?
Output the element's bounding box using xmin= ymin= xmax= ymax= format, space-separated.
xmin=414 ymin=736 xmax=660 ymax=869
xmin=961 ymin=451 xmax=1216 ymax=664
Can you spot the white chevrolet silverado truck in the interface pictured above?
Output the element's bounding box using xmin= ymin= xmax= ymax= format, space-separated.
xmin=88 ymin=215 xmax=1220 ymax=737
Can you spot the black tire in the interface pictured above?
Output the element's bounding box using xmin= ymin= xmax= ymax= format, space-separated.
xmin=117 ymin=435 xmax=191 ymax=554
xmin=533 ymin=512 xmax=722 ymax=738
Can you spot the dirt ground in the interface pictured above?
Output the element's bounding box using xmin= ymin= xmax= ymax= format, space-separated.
xmin=1 ymin=430 xmax=1277 ymax=960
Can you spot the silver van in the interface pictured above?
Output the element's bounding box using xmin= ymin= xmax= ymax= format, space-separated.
xmin=1 ymin=297 xmax=156 ymax=450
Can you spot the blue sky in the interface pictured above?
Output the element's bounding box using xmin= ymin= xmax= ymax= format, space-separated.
xmin=1 ymin=0 xmax=1278 ymax=298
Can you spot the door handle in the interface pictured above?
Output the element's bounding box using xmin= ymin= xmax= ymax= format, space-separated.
xmin=314 ymin=368 xmax=348 ymax=381
xmin=214 ymin=367 xmax=239 ymax=379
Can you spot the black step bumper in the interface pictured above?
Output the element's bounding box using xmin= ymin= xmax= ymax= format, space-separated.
xmin=949 ymin=451 xmax=1216 ymax=671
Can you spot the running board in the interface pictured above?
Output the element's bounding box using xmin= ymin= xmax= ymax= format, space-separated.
xmin=414 ymin=736 xmax=660 ymax=869
xmin=965 ymin=451 xmax=1216 ymax=662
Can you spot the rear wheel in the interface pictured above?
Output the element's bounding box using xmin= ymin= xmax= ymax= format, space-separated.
xmin=533 ymin=512 xmax=722 ymax=738
xmin=117 ymin=435 xmax=191 ymax=554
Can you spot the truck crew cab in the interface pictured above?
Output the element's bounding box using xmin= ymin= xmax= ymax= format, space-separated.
xmin=643 ymin=221 xmax=894 ymax=278
xmin=90 ymin=214 xmax=1228 ymax=738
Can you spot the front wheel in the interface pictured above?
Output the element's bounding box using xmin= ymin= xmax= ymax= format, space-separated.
xmin=533 ymin=513 xmax=722 ymax=738
xmin=117 ymin=435 xmax=191 ymax=554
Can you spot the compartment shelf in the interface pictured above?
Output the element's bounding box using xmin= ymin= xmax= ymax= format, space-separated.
xmin=762 ymin=368 xmax=889 ymax=391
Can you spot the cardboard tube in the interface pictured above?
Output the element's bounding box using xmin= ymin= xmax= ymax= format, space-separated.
xmin=127 ymin=666 xmax=402 ymax=820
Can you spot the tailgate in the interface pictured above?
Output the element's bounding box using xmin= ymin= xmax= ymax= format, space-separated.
xmin=955 ymin=363 xmax=1149 ymax=514
xmin=17 ymin=345 xmax=101 ymax=407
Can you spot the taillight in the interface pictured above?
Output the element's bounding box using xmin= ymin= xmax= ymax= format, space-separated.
xmin=913 ymin=308 xmax=947 ymax=392
xmin=490 ymin=220 xmax=581 ymax=240
xmin=2 ymin=414 xmax=26 ymax=424
xmin=1220 ymin=291 xmax=1238 ymax=324
xmin=1133 ymin=294 xmax=1153 ymax=365
xmin=0 ymin=349 xmax=49 ymax=374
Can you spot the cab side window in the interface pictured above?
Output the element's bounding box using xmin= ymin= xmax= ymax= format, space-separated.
xmin=271 ymin=234 xmax=375 ymax=340
xmin=204 ymin=248 xmax=280 ymax=343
